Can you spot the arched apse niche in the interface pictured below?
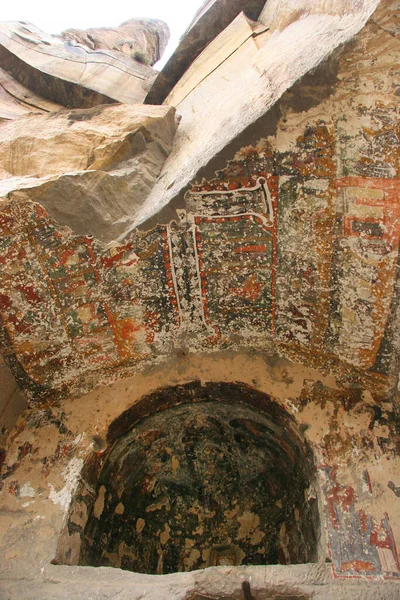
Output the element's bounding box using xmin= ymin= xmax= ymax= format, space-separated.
xmin=72 ymin=382 xmax=320 ymax=574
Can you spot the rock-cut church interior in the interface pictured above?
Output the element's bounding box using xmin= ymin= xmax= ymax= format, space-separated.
xmin=0 ymin=0 xmax=399 ymax=598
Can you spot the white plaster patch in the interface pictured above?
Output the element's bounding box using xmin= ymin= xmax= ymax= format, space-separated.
xmin=74 ymin=433 xmax=84 ymax=446
xmin=304 ymin=179 xmax=330 ymax=192
xmin=48 ymin=457 xmax=83 ymax=514
xmin=19 ymin=483 xmax=35 ymax=498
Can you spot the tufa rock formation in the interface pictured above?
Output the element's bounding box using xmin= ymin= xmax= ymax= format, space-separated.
xmin=0 ymin=2 xmax=399 ymax=599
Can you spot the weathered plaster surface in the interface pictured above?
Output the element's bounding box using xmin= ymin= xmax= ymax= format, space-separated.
xmin=0 ymin=356 xmax=27 ymax=453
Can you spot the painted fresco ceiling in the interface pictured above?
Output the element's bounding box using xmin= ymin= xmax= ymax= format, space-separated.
xmin=0 ymin=1 xmax=399 ymax=404
xmin=0 ymin=133 xmax=398 ymax=402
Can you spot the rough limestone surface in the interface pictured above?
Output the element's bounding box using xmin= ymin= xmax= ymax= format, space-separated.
xmin=61 ymin=18 xmax=170 ymax=66
xmin=0 ymin=103 xmax=178 ymax=241
xmin=258 ymin=0 xmax=371 ymax=31
xmin=0 ymin=65 xmax=62 ymax=121
xmin=0 ymin=21 xmax=158 ymax=107
xmin=145 ymin=0 xmax=267 ymax=104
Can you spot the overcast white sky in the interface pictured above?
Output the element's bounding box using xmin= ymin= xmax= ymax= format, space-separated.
xmin=1 ymin=0 xmax=205 ymax=67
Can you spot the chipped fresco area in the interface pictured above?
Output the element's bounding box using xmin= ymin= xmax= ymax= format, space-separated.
xmin=292 ymin=377 xmax=400 ymax=579
xmin=0 ymin=203 xmax=174 ymax=397
xmin=321 ymin=465 xmax=400 ymax=578
xmin=0 ymin=3 xmax=399 ymax=402
xmin=178 ymin=176 xmax=276 ymax=341
xmin=0 ymin=145 xmax=398 ymax=400
xmin=328 ymin=177 xmax=400 ymax=369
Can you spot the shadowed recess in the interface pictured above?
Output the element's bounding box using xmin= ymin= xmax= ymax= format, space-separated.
xmin=79 ymin=383 xmax=319 ymax=574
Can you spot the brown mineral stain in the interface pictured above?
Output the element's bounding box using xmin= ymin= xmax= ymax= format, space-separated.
xmin=160 ymin=524 xmax=170 ymax=545
xmin=250 ymin=528 xmax=265 ymax=545
xmin=146 ymin=496 xmax=170 ymax=512
xmin=93 ymin=485 xmax=106 ymax=519
xmin=183 ymin=548 xmax=201 ymax=570
xmin=68 ymin=498 xmax=87 ymax=528
xmin=115 ymin=502 xmax=124 ymax=515
xmin=194 ymin=524 xmax=204 ymax=535
xmin=136 ymin=518 xmax=145 ymax=533
xmin=225 ymin=506 xmax=240 ymax=519
xmin=171 ymin=455 xmax=179 ymax=477
xmin=237 ymin=511 xmax=260 ymax=539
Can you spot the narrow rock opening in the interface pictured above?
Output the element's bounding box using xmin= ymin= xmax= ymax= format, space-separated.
xmin=76 ymin=383 xmax=319 ymax=574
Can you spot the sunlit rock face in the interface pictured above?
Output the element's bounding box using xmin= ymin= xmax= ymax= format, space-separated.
xmin=0 ymin=103 xmax=178 ymax=241
xmin=61 ymin=18 xmax=170 ymax=66
xmin=0 ymin=17 xmax=175 ymax=243
xmin=0 ymin=20 xmax=161 ymax=110
xmin=258 ymin=0 xmax=370 ymax=32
